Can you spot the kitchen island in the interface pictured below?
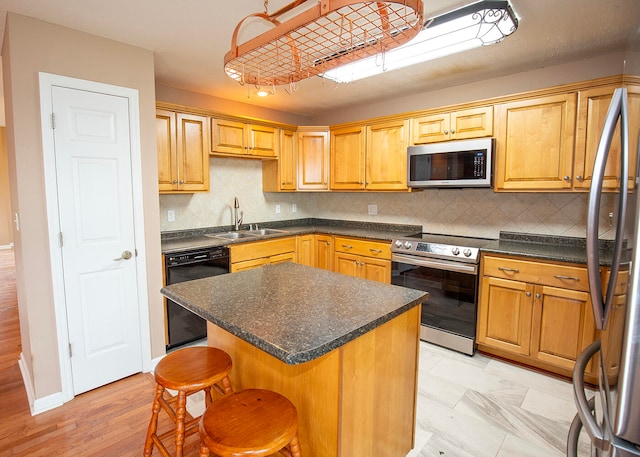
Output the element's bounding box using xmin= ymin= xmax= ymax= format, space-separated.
xmin=161 ymin=262 xmax=428 ymax=457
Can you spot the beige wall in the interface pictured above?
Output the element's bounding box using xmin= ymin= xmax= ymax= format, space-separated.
xmin=2 ymin=13 xmax=164 ymax=403
xmin=0 ymin=127 xmax=11 ymax=246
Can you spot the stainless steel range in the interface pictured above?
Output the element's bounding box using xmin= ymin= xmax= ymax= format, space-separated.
xmin=390 ymin=233 xmax=494 ymax=355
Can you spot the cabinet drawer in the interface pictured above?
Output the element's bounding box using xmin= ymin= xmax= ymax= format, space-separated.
xmin=334 ymin=236 xmax=391 ymax=260
xmin=482 ymin=256 xmax=590 ymax=292
xmin=230 ymin=237 xmax=296 ymax=263
xmin=602 ymin=268 xmax=629 ymax=296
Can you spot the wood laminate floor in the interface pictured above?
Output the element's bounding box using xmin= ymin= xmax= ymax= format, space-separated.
xmin=0 ymin=248 xmax=591 ymax=456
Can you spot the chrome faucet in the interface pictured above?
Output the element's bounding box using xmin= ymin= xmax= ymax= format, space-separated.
xmin=233 ymin=197 xmax=243 ymax=231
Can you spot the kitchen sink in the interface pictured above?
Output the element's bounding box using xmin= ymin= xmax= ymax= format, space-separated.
xmin=206 ymin=232 xmax=258 ymax=240
xmin=246 ymin=229 xmax=290 ymax=236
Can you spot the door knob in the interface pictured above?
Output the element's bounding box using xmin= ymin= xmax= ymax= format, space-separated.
xmin=114 ymin=250 xmax=133 ymax=261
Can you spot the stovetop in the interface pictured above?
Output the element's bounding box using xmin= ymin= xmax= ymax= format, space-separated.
xmin=390 ymin=233 xmax=496 ymax=263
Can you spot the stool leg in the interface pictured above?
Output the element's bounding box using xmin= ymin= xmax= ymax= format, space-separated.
xmin=144 ymin=383 xmax=165 ymax=457
xmin=198 ymin=443 xmax=211 ymax=457
xmin=288 ymin=435 xmax=302 ymax=457
xmin=174 ymin=390 xmax=188 ymax=457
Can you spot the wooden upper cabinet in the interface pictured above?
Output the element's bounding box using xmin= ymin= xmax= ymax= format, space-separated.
xmin=331 ymin=126 xmax=365 ymax=190
xmin=330 ymin=119 xmax=409 ymax=191
xmin=494 ymin=93 xmax=577 ymax=191
xmin=211 ymin=119 xmax=279 ymax=158
xmin=156 ymin=109 xmax=209 ymax=193
xmin=574 ymin=84 xmax=640 ymax=191
xmin=411 ymin=106 xmax=493 ymax=144
xmin=298 ymin=128 xmax=330 ymax=191
xmin=366 ymin=119 xmax=409 ymax=190
xmin=263 ymin=129 xmax=297 ymax=192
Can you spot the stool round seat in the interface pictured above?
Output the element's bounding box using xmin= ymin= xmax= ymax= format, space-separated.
xmin=144 ymin=346 xmax=233 ymax=457
xmin=198 ymin=389 xmax=301 ymax=457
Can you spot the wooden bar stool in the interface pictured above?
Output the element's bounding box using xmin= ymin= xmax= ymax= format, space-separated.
xmin=144 ymin=346 xmax=233 ymax=457
xmin=198 ymin=389 xmax=302 ymax=457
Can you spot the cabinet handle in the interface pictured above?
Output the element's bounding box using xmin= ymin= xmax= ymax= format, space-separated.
xmin=526 ymin=292 xmax=532 ymax=297
xmin=443 ymin=129 xmax=449 ymax=134
xmin=369 ymin=249 xmax=382 ymax=254
xmin=179 ymin=180 xmax=184 ymax=184
xmin=564 ymin=176 xmax=570 ymax=181
xmin=450 ymin=129 xmax=455 ymax=134
xmin=342 ymin=244 xmax=353 ymax=249
xmin=281 ymin=181 xmax=285 ymax=185
xmin=535 ymin=293 xmax=541 ymax=299
xmin=498 ymin=267 xmax=520 ymax=273
xmin=326 ymin=241 xmax=331 ymax=246
xmin=172 ymin=180 xmax=178 ymax=184
xmin=554 ymin=274 xmax=580 ymax=281
xmin=576 ymin=175 xmax=583 ymax=181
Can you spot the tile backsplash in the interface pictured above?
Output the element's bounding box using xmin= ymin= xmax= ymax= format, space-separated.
xmin=159 ymin=157 xmax=619 ymax=239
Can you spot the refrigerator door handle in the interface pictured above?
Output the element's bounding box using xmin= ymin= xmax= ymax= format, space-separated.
xmin=586 ymin=87 xmax=629 ymax=330
xmin=572 ymin=339 xmax=608 ymax=451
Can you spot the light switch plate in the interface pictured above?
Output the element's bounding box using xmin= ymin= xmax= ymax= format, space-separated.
xmin=167 ymin=210 xmax=175 ymax=222
xmin=368 ymin=205 xmax=377 ymax=215
xmin=275 ymin=204 xmax=281 ymax=214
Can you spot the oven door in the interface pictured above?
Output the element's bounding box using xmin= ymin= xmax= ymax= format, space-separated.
xmin=391 ymin=253 xmax=479 ymax=355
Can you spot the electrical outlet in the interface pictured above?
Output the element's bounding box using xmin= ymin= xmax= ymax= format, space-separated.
xmin=275 ymin=204 xmax=281 ymax=214
xmin=292 ymin=203 xmax=297 ymax=213
xmin=167 ymin=210 xmax=175 ymax=222
xmin=368 ymin=205 xmax=378 ymax=215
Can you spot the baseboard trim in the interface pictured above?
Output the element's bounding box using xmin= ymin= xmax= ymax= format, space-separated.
xmin=19 ymin=352 xmax=64 ymax=415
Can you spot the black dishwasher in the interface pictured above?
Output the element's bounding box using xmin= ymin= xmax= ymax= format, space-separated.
xmin=164 ymin=246 xmax=229 ymax=350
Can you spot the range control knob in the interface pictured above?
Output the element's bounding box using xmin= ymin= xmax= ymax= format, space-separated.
xmin=463 ymin=249 xmax=472 ymax=257
xmin=404 ymin=241 xmax=412 ymax=249
xmin=394 ymin=240 xmax=403 ymax=248
xmin=451 ymin=247 xmax=460 ymax=256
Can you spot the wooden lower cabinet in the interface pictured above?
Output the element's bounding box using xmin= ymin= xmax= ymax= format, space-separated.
xmin=478 ymin=254 xmax=602 ymax=382
xmin=230 ymin=237 xmax=297 ymax=272
xmin=315 ymin=234 xmax=334 ymax=271
xmin=333 ymin=236 xmax=391 ymax=283
xmin=207 ymin=305 xmax=420 ymax=457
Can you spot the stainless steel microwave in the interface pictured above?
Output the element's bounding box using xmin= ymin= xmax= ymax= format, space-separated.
xmin=407 ymin=138 xmax=494 ymax=188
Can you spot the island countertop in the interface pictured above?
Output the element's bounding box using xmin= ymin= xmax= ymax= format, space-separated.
xmin=161 ymin=262 xmax=428 ymax=364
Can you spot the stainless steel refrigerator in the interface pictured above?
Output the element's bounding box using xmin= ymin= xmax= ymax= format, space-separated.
xmin=567 ymin=87 xmax=640 ymax=456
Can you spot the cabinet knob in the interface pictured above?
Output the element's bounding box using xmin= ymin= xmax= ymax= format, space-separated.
xmin=564 ymin=176 xmax=570 ymax=181
xmin=525 ymin=292 xmax=532 ymax=297
xmin=179 ymin=180 xmax=184 ymax=184
xmin=535 ymin=293 xmax=541 ymax=299
xmin=172 ymin=180 xmax=178 ymax=184
xmin=450 ymin=129 xmax=455 ymax=134
xmin=281 ymin=181 xmax=285 ymax=185
xmin=443 ymin=129 xmax=449 ymax=134
xmin=576 ymin=175 xmax=583 ymax=181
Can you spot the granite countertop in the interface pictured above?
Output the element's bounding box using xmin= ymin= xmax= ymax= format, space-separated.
xmin=161 ymin=218 xmax=422 ymax=254
xmin=481 ymin=231 xmax=624 ymax=266
xmin=161 ymin=262 xmax=428 ymax=365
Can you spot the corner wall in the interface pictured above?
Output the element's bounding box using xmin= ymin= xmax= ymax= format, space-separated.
xmin=2 ymin=13 xmax=163 ymax=405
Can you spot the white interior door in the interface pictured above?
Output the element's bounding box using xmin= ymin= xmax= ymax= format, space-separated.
xmin=51 ymin=86 xmax=142 ymax=395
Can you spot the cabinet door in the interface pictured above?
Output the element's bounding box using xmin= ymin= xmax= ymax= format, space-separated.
xmin=601 ymin=295 xmax=626 ymax=382
xmin=494 ymin=93 xmax=577 ymax=191
xmin=411 ymin=112 xmax=450 ymax=144
xmin=331 ymin=126 xmax=365 ymax=190
xmin=298 ymin=130 xmax=330 ymax=190
xmin=269 ymin=252 xmax=296 ymax=265
xmin=156 ymin=109 xmax=178 ymax=192
xmin=477 ymin=276 xmax=533 ymax=355
xmin=248 ymin=124 xmax=278 ymax=157
xmin=315 ymin=234 xmax=334 ymax=271
xmin=574 ymin=85 xmax=640 ymax=191
xmin=211 ymin=119 xmax=247 ymax=155
xmin=334 ymin=251 xmax=360 ymax=278
xmin=361 ymin=257 xmax=391 ymax=283
xmin=262 ymin=129 xmax=296 ymax=192
xmin=530 ymin=285 xmax=596 ymax=373
xmin=176 ymin=113 xmax=209 ymax=192
xmin=365 ymin=120 xmax=409 ymax=190
xmin=450 ymin=106 xmax=493 ymax=140
xmin=296 ymin=235 xmax=315 ymax=267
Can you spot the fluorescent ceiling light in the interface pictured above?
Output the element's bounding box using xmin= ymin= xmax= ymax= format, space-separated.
xmin=322 ymin=0 xmax=519 ymax=83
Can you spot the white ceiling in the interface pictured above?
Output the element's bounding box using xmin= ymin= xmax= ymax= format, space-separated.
xmin=1 ymin=0 xmax=639 ymax=118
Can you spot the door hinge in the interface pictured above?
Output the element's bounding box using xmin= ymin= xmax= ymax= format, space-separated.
xmin=68 ymin=343 xmax=72 ymax=358
xmin=51 ymin=113 xmax=56 ymax=130
xmin=58 ymin=232 xmax=63 ymax=248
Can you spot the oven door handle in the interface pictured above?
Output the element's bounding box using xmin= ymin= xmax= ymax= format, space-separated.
xmin=392 ymin=253 xmax=478 ymax=275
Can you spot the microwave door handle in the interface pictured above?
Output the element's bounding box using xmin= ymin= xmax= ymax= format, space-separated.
xmin=587 ymin=87 xmax=628 ymax=330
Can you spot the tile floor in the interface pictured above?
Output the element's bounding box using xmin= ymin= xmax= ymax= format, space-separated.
xmin=184 ymin=341 xmax=593 ymax=457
